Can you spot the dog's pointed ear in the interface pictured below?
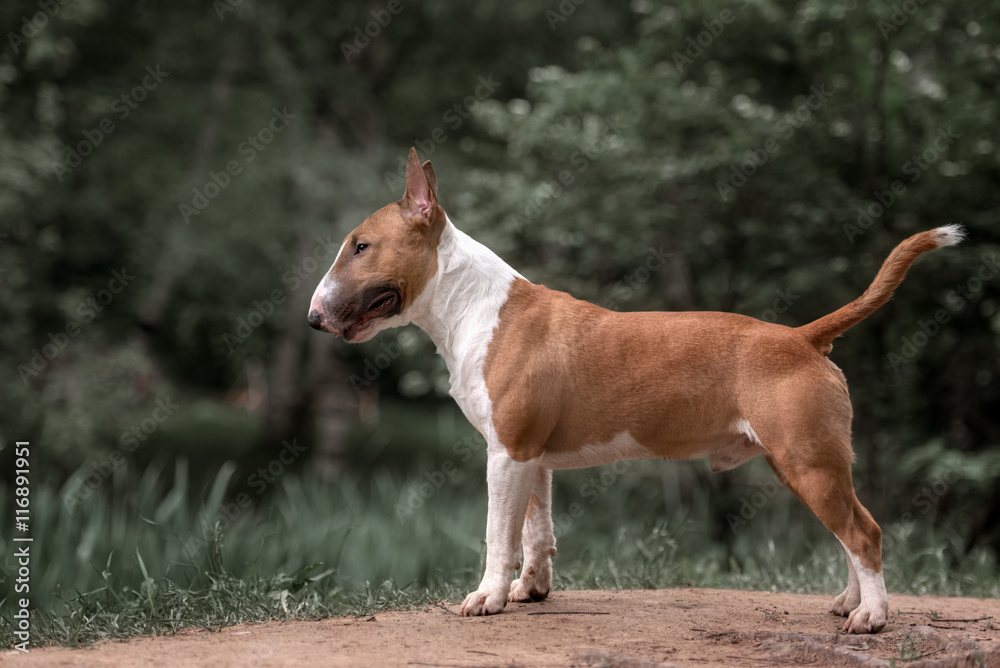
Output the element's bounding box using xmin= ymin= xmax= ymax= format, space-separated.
xmin=401 ymin=148 xmax=443 ymax=230
xmin=421 ymin=160 xmax=438 ymax=196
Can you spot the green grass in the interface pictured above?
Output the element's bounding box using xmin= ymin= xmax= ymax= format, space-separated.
xmin=2 ymin=459 xmax=998 ymax=648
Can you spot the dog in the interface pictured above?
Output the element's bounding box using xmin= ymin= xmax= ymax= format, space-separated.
xmin=307 ymin=147 xmax=963 ymax=633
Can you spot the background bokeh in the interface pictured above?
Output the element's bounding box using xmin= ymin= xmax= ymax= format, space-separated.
xmin=1 ymin=0 xmax=998 ymax=642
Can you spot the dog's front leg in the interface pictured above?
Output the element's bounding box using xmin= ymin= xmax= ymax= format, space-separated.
xmin=460 ymin=450 xmax=538 ymax=616
xmin=509 ymin=467 xmax=555 ymax=602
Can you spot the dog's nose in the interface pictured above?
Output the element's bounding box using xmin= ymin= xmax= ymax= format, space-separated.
xmin=307 ymin=309 xmax=324 ymax=330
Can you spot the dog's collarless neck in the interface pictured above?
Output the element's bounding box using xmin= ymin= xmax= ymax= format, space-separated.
xmin=408 ymin=218 xmax=521 ymax=403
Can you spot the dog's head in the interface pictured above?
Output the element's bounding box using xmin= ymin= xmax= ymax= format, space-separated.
xmin=307 ymin=148 xmax=445 ymax=342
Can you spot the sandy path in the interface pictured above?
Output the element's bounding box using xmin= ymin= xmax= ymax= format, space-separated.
xmin=4 ymin=589 xmax=998 ymax=667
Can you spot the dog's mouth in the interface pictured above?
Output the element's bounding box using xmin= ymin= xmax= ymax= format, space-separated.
xmin=365 ymin=289 xmax=400 ymax=319
xmin=343 ymin=287 xmax=401 ymax=341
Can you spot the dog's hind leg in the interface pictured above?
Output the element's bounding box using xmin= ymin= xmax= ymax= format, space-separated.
xmin=831 ymin=542 xmax=863 ymax=616
xmin=765 ymin=455 xmax=861 ymax=617
xmin=509 ymin=467 xmax=556 ymax=602
xmin=769 ymin=441 xmax=888 ymax=633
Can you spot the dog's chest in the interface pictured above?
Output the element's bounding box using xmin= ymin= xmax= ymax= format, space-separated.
xmin=442 ymin=338 xmax=496 ymax=438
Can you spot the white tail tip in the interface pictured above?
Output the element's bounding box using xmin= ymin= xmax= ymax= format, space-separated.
xmin=932 ymin=224 xmax=965 ymax=247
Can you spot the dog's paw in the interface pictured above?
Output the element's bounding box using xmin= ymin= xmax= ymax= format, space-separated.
xmin=829 ymin=587 xmax=861 ymax=617
xmin=843 ymin=600 xmax=888 ymax=634
xmin=508 ymin=576 xmax=549 ymax=603
xmin=460 ymin=588 xmax=508 ymax=616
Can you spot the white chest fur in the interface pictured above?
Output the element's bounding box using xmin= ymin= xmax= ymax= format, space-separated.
xmin=407 ymin=220 xmax=520 ymax=440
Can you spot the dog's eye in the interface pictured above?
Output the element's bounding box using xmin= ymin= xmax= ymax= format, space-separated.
xmin=355 ymin=243 xmax=369 ymax=254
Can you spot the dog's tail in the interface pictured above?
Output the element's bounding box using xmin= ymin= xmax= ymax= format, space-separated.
xmin=797 ymin=224 xmax=965 ymax=355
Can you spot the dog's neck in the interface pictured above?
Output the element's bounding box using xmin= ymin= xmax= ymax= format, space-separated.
xmin=407 ymin=218 xmax=521 ymax=400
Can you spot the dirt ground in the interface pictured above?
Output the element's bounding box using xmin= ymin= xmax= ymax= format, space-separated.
xmin=4 ymin=589 xmax=998 ymax=667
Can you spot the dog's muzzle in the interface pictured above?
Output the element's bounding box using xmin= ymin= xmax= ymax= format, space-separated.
xmin=307 ymin=309 xmax=324 ymax=330
xmin=308 ymin=285 xmax=401 ymax=341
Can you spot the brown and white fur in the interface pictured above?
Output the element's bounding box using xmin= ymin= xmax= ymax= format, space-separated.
xmin=307 ymin=147 xmax=964 ymax=633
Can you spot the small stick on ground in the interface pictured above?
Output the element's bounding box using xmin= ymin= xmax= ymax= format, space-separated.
xmin=526 ymin=611 xmax=612 ymax=616
xmin=433 ymin=601 xmax=460 ymax=616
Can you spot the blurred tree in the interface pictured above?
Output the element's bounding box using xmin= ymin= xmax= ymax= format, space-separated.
xmin=1 ymin=0 xmax=997 ymax=553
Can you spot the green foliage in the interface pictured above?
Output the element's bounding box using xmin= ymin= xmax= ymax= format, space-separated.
xmin=1 ymin=0 xmax=998 ymax=647
xmin=2 ymin=460 xmax=998 ymax=646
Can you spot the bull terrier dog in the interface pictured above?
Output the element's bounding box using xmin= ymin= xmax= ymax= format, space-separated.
xmin=307 ymin=147 xmax=964 ymax=633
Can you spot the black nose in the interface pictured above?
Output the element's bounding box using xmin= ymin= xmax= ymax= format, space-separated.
xmin=307 ymin=309 xmax=324 ymax=330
